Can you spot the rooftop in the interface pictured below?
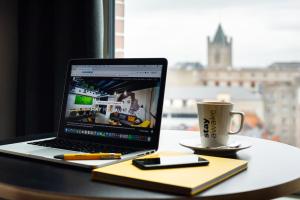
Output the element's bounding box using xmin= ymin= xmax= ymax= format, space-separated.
xmin=269 ymin=62 xmax=300 ymax=70
xmin=172 ymin=62 xmax=204 ymax=70
xmin=212 ymin=24 xmax=229 ymax=44
xmin=165 ymin=86 xmax=261 ymax=101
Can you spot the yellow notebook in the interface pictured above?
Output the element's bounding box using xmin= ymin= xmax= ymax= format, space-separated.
xmin=92 ymin=152 xmax=248 ymax=196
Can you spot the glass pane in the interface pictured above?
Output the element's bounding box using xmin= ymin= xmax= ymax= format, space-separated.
xmin=115 ymin=0 xmax=124 ymax=58
xmin=118 ymin=0 xmax=300 ymax=148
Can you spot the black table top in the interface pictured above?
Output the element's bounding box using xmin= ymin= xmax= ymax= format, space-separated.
xmin=0 ymin=130 xmax=300 ymax=200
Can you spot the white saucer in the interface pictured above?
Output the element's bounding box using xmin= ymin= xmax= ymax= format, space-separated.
xmin=179 ymin=139 xmax=251 ymax=155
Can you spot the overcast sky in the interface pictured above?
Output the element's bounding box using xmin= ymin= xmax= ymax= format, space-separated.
xmin=124 ymin=0 xmax=300 ymax=67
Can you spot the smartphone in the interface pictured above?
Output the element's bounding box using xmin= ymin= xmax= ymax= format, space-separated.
xmin=132 ymin=155 xmax=209 ymax=169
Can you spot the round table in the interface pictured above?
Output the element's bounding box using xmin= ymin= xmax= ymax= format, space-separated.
xmin=0 ymin=130 xmax=300 ymax=200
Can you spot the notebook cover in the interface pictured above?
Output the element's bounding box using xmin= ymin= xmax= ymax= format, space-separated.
xmin=92 ymin=152 xmax=248 ymax=196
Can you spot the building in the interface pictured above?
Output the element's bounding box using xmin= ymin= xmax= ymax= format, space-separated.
xmin=207 ymin=24 xmax=232 ymax=68
xmin=165 ymin=24 xmax=300 ymax=147
xmin=173 ymin=62 xmax=204 ymax=70
xmin=162 ymin=85 xmax=264 ymax=133
xmin=115 ymin=0 xmax=124 ymax=58
xmin=262 ymin=82 xmax=297 ymax=144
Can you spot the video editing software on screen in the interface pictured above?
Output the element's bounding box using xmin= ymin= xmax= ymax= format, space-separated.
xmin=63 ymin=64 xmax=162 ymax=143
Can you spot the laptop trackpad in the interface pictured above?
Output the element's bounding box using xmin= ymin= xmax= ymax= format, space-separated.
xmin=28 ymin=148 xmax=79 ymax=158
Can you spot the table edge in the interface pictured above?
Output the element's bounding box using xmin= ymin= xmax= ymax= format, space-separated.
xmin=1 ymin=177 xmax=300 ymax=200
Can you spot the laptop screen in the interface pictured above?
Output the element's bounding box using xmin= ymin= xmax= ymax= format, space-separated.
xmin=61 ymin=62 xmax=164 ymax=145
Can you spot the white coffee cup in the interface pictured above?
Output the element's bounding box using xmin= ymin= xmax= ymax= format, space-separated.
xmin=197 ymin=101 xmax=244 ymax=147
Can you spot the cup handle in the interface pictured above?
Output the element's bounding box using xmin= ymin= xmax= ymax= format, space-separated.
xmin=228 ymin=111 xmax=244 ymax=134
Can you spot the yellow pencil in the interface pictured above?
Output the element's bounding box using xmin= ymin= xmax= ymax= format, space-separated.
xmin=54 ymin=153 xmax=122 ymax=160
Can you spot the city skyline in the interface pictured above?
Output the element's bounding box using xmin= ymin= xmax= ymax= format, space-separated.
xmin=124 ymin=0 xmax=300 ymax=67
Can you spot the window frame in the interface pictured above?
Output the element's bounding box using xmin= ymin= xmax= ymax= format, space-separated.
xmin=103 ymin=0 xmax=115 ymax=58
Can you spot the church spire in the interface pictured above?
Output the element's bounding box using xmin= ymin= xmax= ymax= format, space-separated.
xmin=213 ymin=24 xmax=227 ymax=44
xmin=207 ymin=24 xmax=232 ymax=68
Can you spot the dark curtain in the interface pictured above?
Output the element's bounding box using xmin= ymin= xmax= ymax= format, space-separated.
xmin=16 ymin=0 xmax=103 ymax=136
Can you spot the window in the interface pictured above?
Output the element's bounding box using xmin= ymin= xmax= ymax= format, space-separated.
xmin=164 ymin=99 xmax=171 ymax=107
xmin=215 ymin=51 xmax=221 ymax=64
xmin=173 ymin=99 xmax=183 ymax=108
xmin=117 ymin=0 xmax=300 ymax=148
xmin=186 ymin=99 xmax=196 ymax=107
xmin=115 ymin=0 xmax=124 ymax=58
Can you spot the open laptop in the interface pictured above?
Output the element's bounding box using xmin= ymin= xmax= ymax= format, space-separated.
xmin=0 ymin=58 xmax=168 ymax=169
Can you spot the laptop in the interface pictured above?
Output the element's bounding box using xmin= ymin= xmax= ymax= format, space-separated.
xmin=0 ymin=58 xmax=168 ymax=169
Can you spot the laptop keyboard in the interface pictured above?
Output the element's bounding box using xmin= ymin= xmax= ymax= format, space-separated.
xmin=28 ymin=138 xmax=139 ymax=154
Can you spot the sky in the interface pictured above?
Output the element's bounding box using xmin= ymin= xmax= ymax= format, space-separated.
xmin=123 ymin=0 xmax=300 ymax=67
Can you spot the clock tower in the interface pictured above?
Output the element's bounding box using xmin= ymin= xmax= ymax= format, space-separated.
xmin=207 ymin=24 xmax=232 ymax=68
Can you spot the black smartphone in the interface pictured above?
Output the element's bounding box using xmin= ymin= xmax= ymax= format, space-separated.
xmin=132 ymin=155 xmax=209 ymax=169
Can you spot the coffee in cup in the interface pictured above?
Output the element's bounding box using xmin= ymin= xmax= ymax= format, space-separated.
xmin=197 ymin=101 xmax=244 ymax=148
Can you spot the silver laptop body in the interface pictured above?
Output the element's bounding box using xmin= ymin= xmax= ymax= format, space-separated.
xmin=0 ymin=58 xmax=167 ymax=169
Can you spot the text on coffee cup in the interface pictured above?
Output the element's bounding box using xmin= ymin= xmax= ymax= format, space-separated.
xmin=203 ymin=110 xmax=217 ymax=138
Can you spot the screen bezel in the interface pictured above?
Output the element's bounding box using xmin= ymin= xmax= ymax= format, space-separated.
xmin=57 ymin=58 xmax=168 ymax=150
